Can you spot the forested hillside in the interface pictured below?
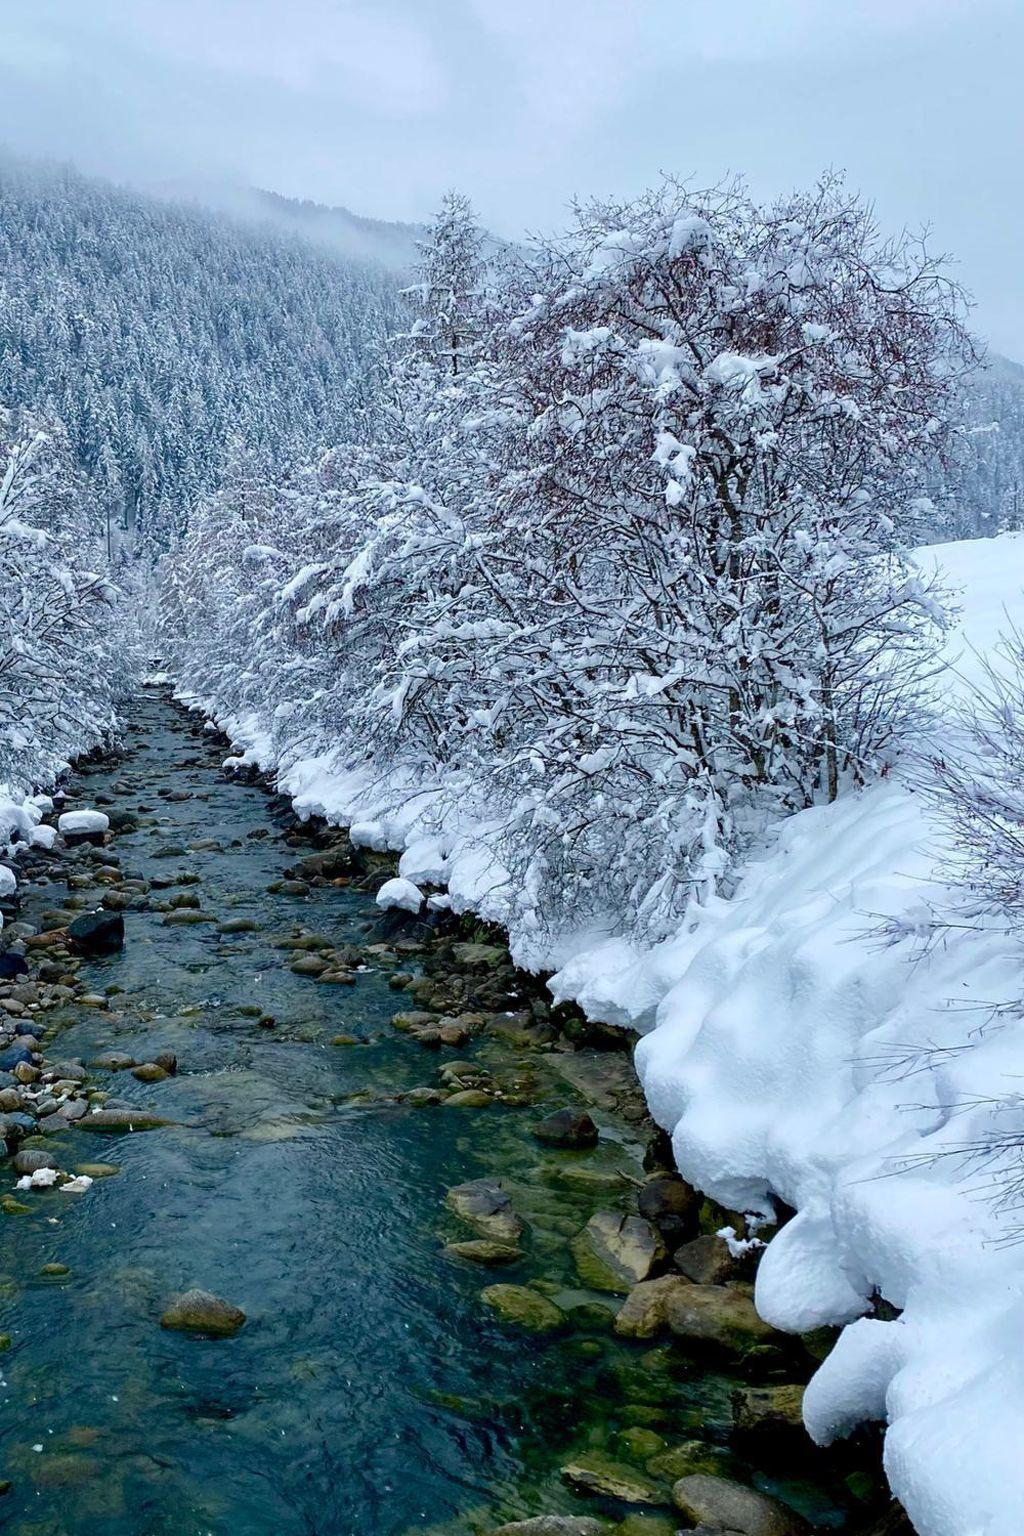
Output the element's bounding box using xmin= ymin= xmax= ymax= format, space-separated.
xmin=943 ymin=351 xmax=1024 ymax=535
xmin=0 ymin=157 xmax=401 ymax=544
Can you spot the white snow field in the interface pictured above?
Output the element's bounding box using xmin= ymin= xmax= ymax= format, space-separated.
xmin=193 ymin=534 xmax=1024 ymax=1536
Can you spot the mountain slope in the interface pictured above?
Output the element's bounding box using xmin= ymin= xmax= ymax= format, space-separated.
xmin=0 ymin=156 xmax=402 ymax=540
xmin=152 ymin=179 xmax=425 ymax=272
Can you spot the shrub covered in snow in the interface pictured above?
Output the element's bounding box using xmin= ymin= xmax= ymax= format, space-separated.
xmin=161 ymin=177 xmax=970 ymax=951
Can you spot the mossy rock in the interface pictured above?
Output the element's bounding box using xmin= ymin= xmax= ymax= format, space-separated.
xmin=571 ymin=1212 xmax=665 ymax=1294
xmin=614 ymin=1518 xmax=678 ymax=1536
xmin=444 ymin=1240 xmax=522 ymax=1265
xmin=614 ymin=1427 xmax=666 ymax=1463
xmin=160 ymin=1288 xmax=246 ymax=1338
xmin=480 ymin=1284 xmax=564 ymax=1333
xmin=646 ymin=1440 xmax=730 ymax=1481
xmin=444 ymin=1089 xmax=492 ymax=1108
xmin=560 ymin=1452 xmax=669 ymax=1505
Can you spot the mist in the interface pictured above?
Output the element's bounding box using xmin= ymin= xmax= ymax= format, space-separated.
xmin=1 ymin=0 xmax=1022 ymax=350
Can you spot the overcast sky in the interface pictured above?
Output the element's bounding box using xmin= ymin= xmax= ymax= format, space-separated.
xmin=2 ymin=0 xmax=1022 ymax=353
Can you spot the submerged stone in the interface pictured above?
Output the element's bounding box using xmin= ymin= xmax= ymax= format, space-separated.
xmin=446 ymin=1179 xmax=524 ymax=1243
xmin=131 ymin=1063 xmax=168 ymax=1083
xmin=646 ymin=1440 xmax=730 ymax=1481
xmin=731 ymin=1384 xmax=805 ymax=1433
xmin=491 ymin=1520 xmax=610 ymax=1535
xmin=532 ymin=1107 xmax=599 ymax=1148
xmin=160 ymin=1288 xmax=246 ymax=1337
xmin=75 ymin=1109 xmax=172 ymax=1133
xmin=444 ymin=1240 xmax=522 ymax=1265
xmin=560 ymin=1453 xmax=668 ymax=1505
xmin=480 ymin=1284 xmax=564 ymax=1332
xmin=671 ymin=1474 xmax=809 ymax=1535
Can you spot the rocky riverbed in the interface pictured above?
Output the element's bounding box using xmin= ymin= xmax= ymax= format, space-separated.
xmin=0 ymin=691 xmax=905 ymax=1536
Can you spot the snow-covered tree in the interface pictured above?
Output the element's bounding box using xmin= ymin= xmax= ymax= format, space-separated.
xmin=160 ymin=175 xmax=971 ymax=950
xmin=407 ymin=191 xmax=485 ymax=377
xmin=0 ymin=407 xmax=136 ymax=788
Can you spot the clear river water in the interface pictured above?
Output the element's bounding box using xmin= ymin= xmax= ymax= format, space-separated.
xmin=0 ymin=694 xmax=873 ymax=1536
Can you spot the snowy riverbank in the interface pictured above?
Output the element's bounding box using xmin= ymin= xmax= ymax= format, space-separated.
xmin=179 ymin=533 xmax=1024 ymax=1536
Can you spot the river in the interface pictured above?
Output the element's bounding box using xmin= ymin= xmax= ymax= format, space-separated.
xmin=0 ymin=692 xmax=876 ymax=1535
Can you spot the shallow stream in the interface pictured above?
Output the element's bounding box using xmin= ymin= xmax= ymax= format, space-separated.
xmin=0 ymin=694 xmax=874 ymax=1535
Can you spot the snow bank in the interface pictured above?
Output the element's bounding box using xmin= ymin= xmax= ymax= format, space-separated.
xmin=176 ymin=534 xmax=1024 ymax=1535
xmin=586 ymin=534 xmax=1024 ymax=1536
xmin=0 ymin=785 xmax=63 ymax=894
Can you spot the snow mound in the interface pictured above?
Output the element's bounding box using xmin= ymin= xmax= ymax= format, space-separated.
xmin=374 ymin=877 xmax=424 ymax=914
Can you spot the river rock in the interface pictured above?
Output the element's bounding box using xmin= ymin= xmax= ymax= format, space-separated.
xmin=560 ymin=1452 xmax=668 ymax=1505
xmin=671 ymin=1474 xmax=809 ymax=1535
xmin=132 ymin=1063 xmax=168 ymax=1083
xmin=67 ymin=910 xmax=124 ymax=955
xmin=613 ymin=1518 xmax=677 ymax=1536
xmin=490 ymin=1520 xmax=609 ymax=1535
xmin=0 ymin=1044 xmax=33 ymax=1072
xmin=480 ymin=1283 xmax=564 ymax=1332
xmin=404 ymin=1086 xmax=443 ymax=1106
xmin=292 ymin=844 xmax=357 ymax=881
xmin=290 ymin=954 xmax=328 ymax=976
xmin=217 ymin=917 xmax=257 ymax=933
xmin=637 ymin=1174 xmax=701 ymax=1244
xmin=450 ymin=941 xmax=509 ymax=969
xmin=731 ymin=1384 xmax=805 ymax=1433
xmin=445 ymin=1239 xmax=523 ymax=1265
xmin=90 ymin=1052 xmax=136 ymax=1072
xmin=12 ymin=1148 xmax=57 ymax=1175
xmin=446 ymin=1178 xmax=524 ymax=1243
xmin=673 ymin=1233 xmax=739 ymax=1285
xmin=49 ymin=1060 xmax=87 ymax=1083
xmin=532 ymin=1108 xmax=599 ymax=1148
xmin=391 ymin=1010 xmax=439 ymax=1033
xmin=75 ymin=1109 xmax=172 ymax=1132
xmin=646 ymin=1440 xmax=730 ymax=1481
xmin=571 ymin=1211 xmax=665 ymax=1293
xmin=614 ymin=1275 xmax=774 ymax=1353
xmin=160 ymin=1288 xmax=246 ymax=1337
xmin=663 ymin=1282 xmax=775 ymax=1353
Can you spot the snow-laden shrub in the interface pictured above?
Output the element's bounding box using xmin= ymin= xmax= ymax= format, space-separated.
xmin=161 ymin=178 xmax=971 ymax=947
